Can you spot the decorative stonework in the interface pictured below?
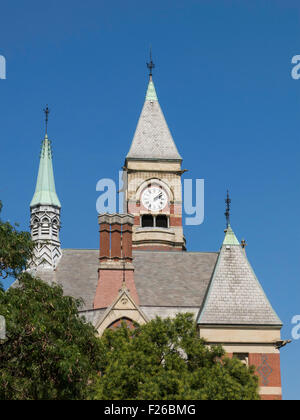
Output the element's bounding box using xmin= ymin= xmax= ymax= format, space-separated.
xmin=30 ymin=205 xmax=61 ymax=269
xmin=95 ymin=287 xmax=148 ymax=336
xmin=257 ymin=354 xmax=273 ymax=386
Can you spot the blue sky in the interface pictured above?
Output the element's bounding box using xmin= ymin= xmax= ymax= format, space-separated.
xmin=0 ymin=0 xmax=299 ymax=399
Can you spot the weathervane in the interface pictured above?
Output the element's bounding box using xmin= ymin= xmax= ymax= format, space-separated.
xmin=43 ymin=105 xmax=50 ymax=135
xmin=147 ymin=47 xmax=155 ymax=78
xmin=224 ymin=190 xmax=231 ymax=228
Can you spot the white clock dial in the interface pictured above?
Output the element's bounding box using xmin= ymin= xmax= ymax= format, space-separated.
xmin=141 ymin=186 xmax=168 ymax=211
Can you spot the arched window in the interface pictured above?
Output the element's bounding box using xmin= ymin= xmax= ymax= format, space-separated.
xmin=141 ymin=214 xmax=154 ymax=227
xmin=156 ymin=215 xmax=168 ymax=228
xmin=107 ymin=317 xmax=136 ymax=330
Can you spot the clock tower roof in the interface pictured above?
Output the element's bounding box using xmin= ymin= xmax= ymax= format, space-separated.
xmin=126 ymin=77 xmax=182 ymax=162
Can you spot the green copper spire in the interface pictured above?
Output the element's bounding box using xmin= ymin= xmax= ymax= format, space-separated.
xmin=30 ymin=134 xmax=61 ymax=208
xmin=223 ymin=224 xmax=240 ymax=246
xmin=145 ymin=78 xmax=158 ymax=101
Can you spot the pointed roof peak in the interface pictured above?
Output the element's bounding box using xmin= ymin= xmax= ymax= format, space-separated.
xmin=223 ymin=224 xmax=240 ymax=246
xmin=126 ymin=77 xmax=182 ymax=161
xmin=30 ymin=122 xmax=61 ymax=209
xmin=198 ymin=225 xmax=282 ymax=326
xmin=145 ymin=78 xmax=158 ymax=102
xmin=222 ymin=191 xmax=239 ymax=245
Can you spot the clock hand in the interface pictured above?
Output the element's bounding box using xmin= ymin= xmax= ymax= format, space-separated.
xmin=154 ymin=193 xmax=162 ymax=201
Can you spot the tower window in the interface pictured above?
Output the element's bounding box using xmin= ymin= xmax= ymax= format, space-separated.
xmin=156 ymin=215 xmax=168 ymax=228
xmin=141 ymin=215 xmax=154 ymax=227
xmin=32 ymin=226 xmax=39 ymax=237
xmin=52 ymin=219 xmax=58 ymax=237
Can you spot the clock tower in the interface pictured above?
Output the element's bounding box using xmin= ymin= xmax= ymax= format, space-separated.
xmin=124 ymin=69 xmax=186 ymax=251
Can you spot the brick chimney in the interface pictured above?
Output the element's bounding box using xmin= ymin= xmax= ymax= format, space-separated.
xmin=94 ymin=214 xmax=138 ymax=309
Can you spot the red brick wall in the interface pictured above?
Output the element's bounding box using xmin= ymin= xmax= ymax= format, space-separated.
xmin=93 ymin=269 xmax=139 ymax=309
xmin=249 ymin=353 xmax=281 ymax=388
xmin=226 ymin=352 xmax=282 ymax=400
xmin=169 ymin=216 xmax=182 ymax=227
xmin=260 ymin=395 xmax=282 ymax=401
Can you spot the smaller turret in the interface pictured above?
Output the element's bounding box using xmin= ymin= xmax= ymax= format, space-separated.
xmin=30 ymin=106 xmax=61 ymax=269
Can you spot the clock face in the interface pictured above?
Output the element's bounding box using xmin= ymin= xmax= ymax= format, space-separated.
xmin=141 ymin=186 xmax=168 ymax=211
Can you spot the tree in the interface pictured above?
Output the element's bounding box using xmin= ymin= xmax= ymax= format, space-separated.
xmin=94 ymin=314 xmax=260 ymax=400
xmin=0 ymin=200 xmax=102 ymax=399
xmin=0 ymin=201 xmax=34 ymax=285
xmin=0 ymin=274 xmax=102 ymax=400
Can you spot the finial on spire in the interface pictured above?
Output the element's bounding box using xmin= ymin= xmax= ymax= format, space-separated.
xmin=147 ymin=47 xmax=155 ymax=78
xmin=43 ymin=105 xmax=50 ymax=135
xmin=224 ymin=190 xmax=231 ymax=228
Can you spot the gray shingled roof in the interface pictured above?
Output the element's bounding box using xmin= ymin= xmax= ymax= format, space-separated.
xmin=133 ymin=251 xmax=218 ymax=306
xmin=30 ymin=245 xmax=281 ymax=327
xmin=198 ymin=244 xmax=282 ymax=326
xmin=32 ymin=249 xmax=99 ymax=311
xmin=126 ymin=81 xmax=182 ymax=161
xmin=33 ymin=249 xmax=218 ymax=311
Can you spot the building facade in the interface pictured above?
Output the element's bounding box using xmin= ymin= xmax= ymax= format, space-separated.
xmin=29 ymin=73 xmax=284 ymax=400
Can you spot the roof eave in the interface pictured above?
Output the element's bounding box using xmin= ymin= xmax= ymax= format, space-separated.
xmin=125 ymin=156 xmax=183 ymax=163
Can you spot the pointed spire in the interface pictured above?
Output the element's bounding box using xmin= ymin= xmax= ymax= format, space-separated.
xmin=198 ymin=190 xmax=282 ymax=326
xmin=198 ymin=223 xmax=282 ymax=327
xmin=126 ymin=56 xmax=181 ymax=161
xmin=198 ymin=229 xmax=282 ymax=325
xmin=30 ymin=107 xmax=61 ymax=208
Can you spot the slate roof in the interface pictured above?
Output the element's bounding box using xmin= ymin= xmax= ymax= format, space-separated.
xmin=33 ymin=249 xmax=218 ymax=311
xmin=133 ymin=251 xmax=218 ymax=307
xmin=126 ymin=79 xmax=182 ymax=161
xmin=198 ymin=231 xmax=282 ymax=326
xmin=31 ymin=243 xmax=282 ymax=327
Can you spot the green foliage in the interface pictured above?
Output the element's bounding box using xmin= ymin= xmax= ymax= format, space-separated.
xmin=0 ymin=201 xmax=34 ymax=283
xmin=0 ymin=200 xmax=260 ymax=400
xmin=94 ymin=314 xmax=260 ymax=400
xmin=0 ymin=274 xmax=102 ymax=400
